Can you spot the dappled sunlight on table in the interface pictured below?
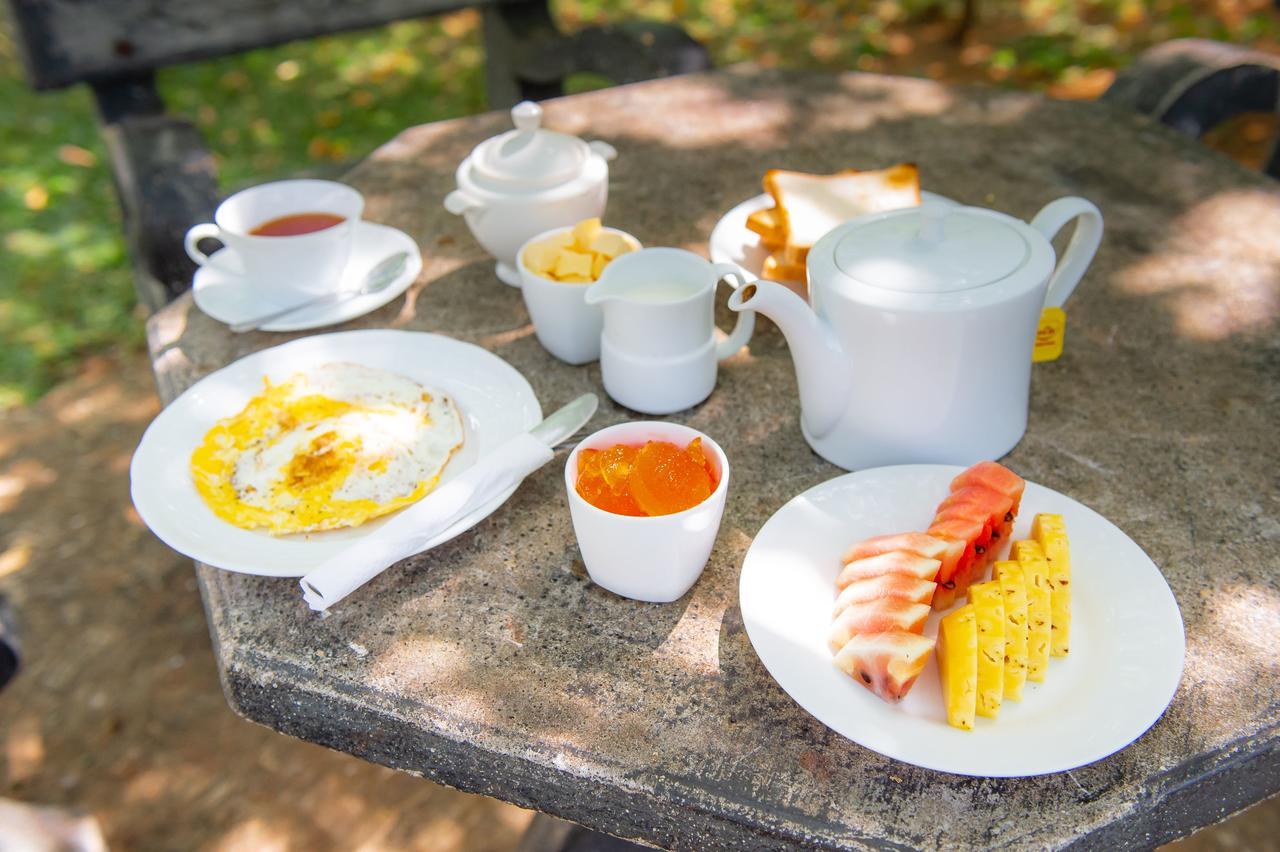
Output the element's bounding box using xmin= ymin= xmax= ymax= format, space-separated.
xmin=555 ymin=74 xmax=799 ymax=150
xmin=648 ymin=545 xmax=742 ymax=678
xmin=1174 ymin=581 xmax=1280 ymax=754
xmin=1117 ymin=190 xmax=1280 ymax=341
xmin=147 ymin=297 xmax=192 ymax=350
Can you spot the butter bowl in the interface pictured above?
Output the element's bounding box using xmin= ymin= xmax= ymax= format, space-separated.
xmin=564 ymin=421 xmax=729 ymax=603
xmin=517 ymin=224 xmax=640 ymax=365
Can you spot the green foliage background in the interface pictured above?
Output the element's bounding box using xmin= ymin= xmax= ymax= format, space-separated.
xmin=1 ymin=0 xmax=1276 ymax=407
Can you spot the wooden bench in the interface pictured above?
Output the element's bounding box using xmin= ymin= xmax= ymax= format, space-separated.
xmin=5 ymin=0 xmax=711 ymax=311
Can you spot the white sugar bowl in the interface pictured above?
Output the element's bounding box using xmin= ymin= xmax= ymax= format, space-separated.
xmin=444 ymin=101 xmax=617 ymax=287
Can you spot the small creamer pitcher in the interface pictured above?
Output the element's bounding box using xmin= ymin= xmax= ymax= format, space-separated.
xmin=584 ymin=248 xmax=754 ymax=414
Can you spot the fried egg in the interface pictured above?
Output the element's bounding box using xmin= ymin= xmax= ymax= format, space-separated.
xmin=190 ymin=362 xmax=463 ymax=535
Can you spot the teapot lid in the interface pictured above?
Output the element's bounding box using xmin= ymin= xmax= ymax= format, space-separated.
xmin=468 ymin=101 xmax=589 ymax=192
xmin=833 ymin=203 xmax=1029 ymax=293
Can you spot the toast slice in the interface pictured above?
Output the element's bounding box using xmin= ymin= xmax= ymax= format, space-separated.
xmin=746 ymin=207 xmax=785 ymax=245
xmin=762 ymin=252 xmax=806 ymax=283
xmin=763 ymin=164 xmax=921 ymax=252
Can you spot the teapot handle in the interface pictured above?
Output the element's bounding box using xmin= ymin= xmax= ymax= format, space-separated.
xmin=1030 ymin=197 xmax=1103 ymax=308
xmin=712 ymin=264 xmax=756 ymax=360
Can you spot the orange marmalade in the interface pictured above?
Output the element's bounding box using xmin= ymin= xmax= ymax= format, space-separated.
xmin=575 ymin=438 xmax=718 ymax=516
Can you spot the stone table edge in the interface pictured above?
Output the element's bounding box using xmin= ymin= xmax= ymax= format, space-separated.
xmin=207 ymin=617 xmax=1280 ymax=851
xmin=1064 ymin=734 xmax=1280 ymax=851
xmin=210 ymin=638 xmax=897 ymax=851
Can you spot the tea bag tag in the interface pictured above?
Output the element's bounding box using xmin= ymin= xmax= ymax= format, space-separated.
xmin=1034 ymin=307 xmax=1066 ymax=362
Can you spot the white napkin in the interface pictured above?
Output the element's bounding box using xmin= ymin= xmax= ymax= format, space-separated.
xmin=300 ymin=432 xmax=554 ymax=611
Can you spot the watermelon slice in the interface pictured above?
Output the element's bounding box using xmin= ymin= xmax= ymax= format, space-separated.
xmin=933 ymin=505 xmax=995 ymax=560
xmin=833 ymin=573 xmax=936 ymax=616
xmin=926 ymin=516 xmax=986 ymax=575
xmin=827 ymin=599 xmax=930 ymax=653
xmin=833 ymin=631 xmax=936 ymax=703
xmin=926 ymin=515 xmax=991 ymax=610
xmin=951 ymin=462 xmax=1025 ymax=517
xmin=841 ymin=531 xmax=963 ymax=583
xmin=836 ymin=551 xmax=942 ymax=588
xmin=936 ymin=485 xmax=1015 ymax=545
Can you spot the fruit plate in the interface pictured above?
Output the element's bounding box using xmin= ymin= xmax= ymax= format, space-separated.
xmin=130 ymin=329 xmax=541 ymax=577
xmin=739 ymin=464 xmax=1185 ymax=777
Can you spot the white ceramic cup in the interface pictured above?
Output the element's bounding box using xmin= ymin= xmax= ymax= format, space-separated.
xmin=516 ymin=226 xmax=641 ymax=365
xmin=183 ymin=179 xmax=364 ymax=298
xmin=565 ymin=422 xmax=729 ymax=603
xmin=585 ymin=248 xmax=755 ymax=414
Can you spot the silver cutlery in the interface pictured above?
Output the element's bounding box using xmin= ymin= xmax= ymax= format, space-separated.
xmin=229 ymin=251 xmax=410 ymax=333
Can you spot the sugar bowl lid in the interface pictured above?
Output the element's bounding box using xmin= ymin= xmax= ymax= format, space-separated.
xmin=467 ymin=101 xmax=591 ymax=192
xmin=832 ymin=203 xmax=1031 ymax=294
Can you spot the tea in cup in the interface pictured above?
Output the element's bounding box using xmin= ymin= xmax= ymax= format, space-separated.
xmin=183 ymin=179 xmax=364 ymax=298
xmin=584 ymin=248 xmax=755 ymax=414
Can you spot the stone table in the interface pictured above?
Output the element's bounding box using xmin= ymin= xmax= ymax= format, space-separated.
xmin=145 ymin=69 xmax=1280 ymax=849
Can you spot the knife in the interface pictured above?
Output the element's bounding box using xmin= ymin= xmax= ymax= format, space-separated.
xmin=300 ymin=393 xmax=599 ymax=611
xmin=528 ymin=392 xmax=599 ymax=449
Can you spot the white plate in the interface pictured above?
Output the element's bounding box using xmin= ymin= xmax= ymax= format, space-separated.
xmin=193 ymin=221 xmax=422 ymax=332
xmin=130 ymin=330 xmax=541 ymax=577
xmin=739 ymin=464 xmax=1185 ymax=777
xmin=708 ymin=191 xmax=953 ymax=282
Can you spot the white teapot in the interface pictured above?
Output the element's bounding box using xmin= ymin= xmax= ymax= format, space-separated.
xmin=727 ymin=198 xmax=1103 ymax=471
xmin=445 ymin=101 xmax=617 ymax=286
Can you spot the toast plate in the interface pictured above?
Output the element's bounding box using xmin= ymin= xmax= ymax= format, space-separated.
xmin=739 ymin=464 xmax=1185 ymax=777
xmin=130 ymin=329 xmax=541 ymax=577
xmin=708 ymin=191 xmax=954 ymax=282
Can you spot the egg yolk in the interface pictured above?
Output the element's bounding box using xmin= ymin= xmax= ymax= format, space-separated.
xmin=575 ymin=438 xmax=717 ymax=516
xmin=190 ymin=377 xmax=436 ymax=535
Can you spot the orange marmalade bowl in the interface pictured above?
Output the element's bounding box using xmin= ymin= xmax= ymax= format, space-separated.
xmin=565 ymin=422 xmax=729 ymax=602
xmin=575 ymin=437 xmax=718 ymax=516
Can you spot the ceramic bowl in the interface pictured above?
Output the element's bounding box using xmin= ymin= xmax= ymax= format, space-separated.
xmin=517 ymin=225 xmax=640 ymax=365
xmin=564 ymin=422 xmax=729 ymax=603
xmin=443 ymin=101 xmax=616 ymax=287
xmin=450 ymin=170 xmax=609 ymax=286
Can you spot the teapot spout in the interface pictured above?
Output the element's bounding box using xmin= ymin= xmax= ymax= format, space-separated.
xmin=728 ymin=280 xmax=851 ymax=439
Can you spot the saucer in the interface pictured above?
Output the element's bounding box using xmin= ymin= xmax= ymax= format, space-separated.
xmin=193 ymin=221 xmax=422 ymax=332
xmin=708 ymin=191 xmax=954 ymax=283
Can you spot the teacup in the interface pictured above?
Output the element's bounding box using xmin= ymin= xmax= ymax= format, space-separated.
xmin=565 ymin=421 xmax=729 ymax=603
xmin=183 ymin=180 xmax=364 ymax=298
xmin=517 ymin=225 xmax=641 ymax=365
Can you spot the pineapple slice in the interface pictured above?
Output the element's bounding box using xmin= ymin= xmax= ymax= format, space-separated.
xmin=968 ymin=581 xmax=1006 ymax=719
xmin=1012 ymin=539 xmax=1052 ymax=683
xmin=938 ymin=604 xmax=978 ymax=731
xmin=1032 ymin=513 xmax=1072 ymax=657
xmin=992 ymin=560 xmax=1029 ymax=701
